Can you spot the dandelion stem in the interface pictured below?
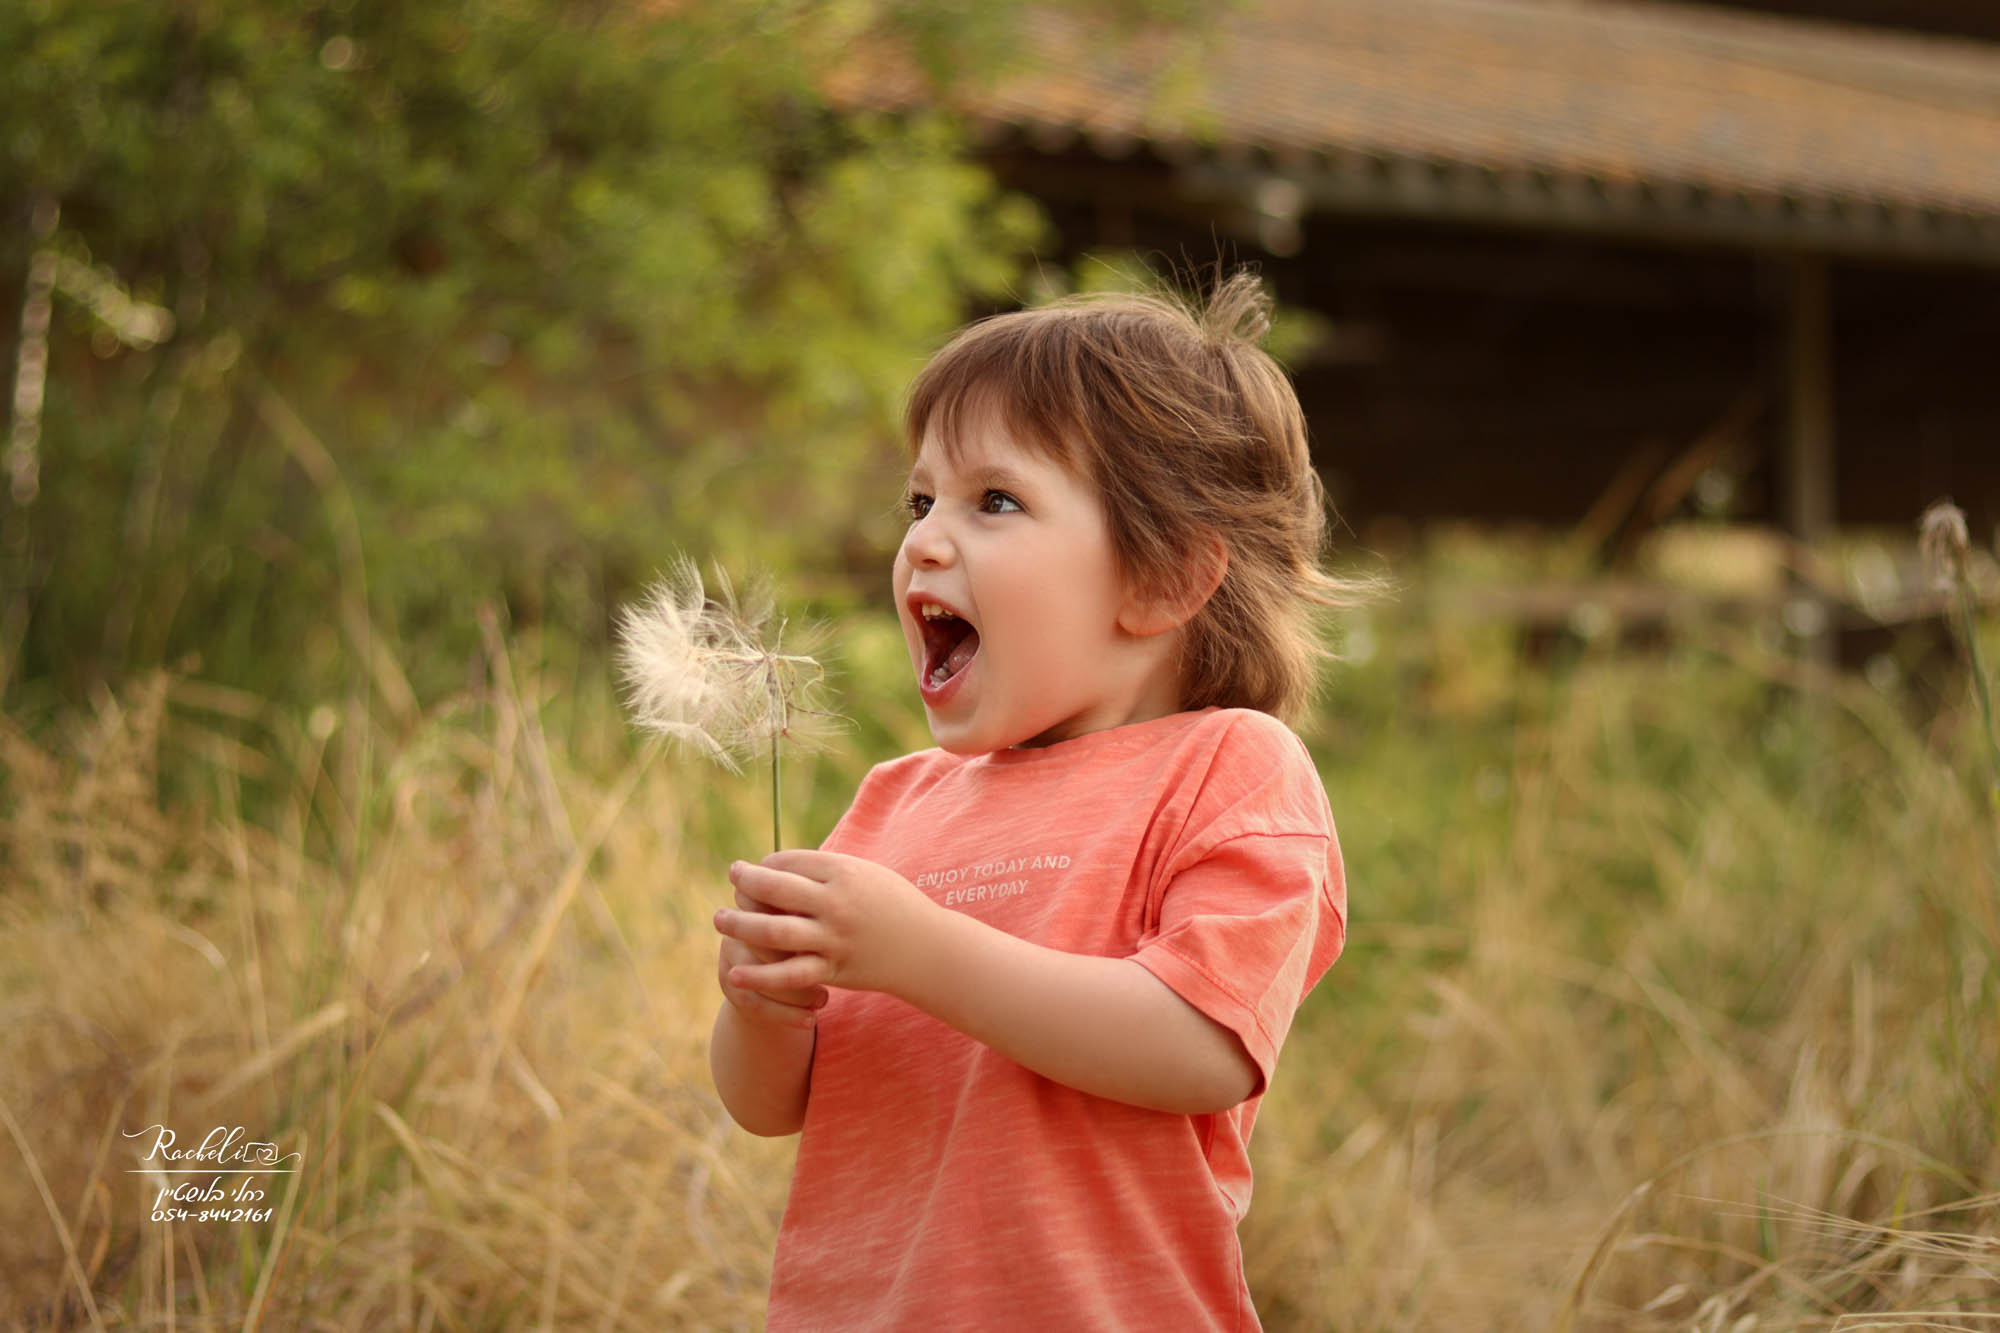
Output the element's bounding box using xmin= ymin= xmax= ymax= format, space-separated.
xmin=768 ymin=643 xmax=786 ymax=853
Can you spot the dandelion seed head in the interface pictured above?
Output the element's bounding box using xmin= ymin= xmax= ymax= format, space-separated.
xmin=615 ymin=554 xmax=838 ymax=770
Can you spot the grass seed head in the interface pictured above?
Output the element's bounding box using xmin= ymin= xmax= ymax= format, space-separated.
xmin=1920 ymin=499 xmax=1971 ymax=590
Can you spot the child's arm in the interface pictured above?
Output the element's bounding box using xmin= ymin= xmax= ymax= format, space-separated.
xmin=710 ymin=996 xmax=815 ymax=1136
xmin=715 ymin=852 xmax=1260 ymax=1115
xmin=708 ymin=894 xmax=824 ymax=1137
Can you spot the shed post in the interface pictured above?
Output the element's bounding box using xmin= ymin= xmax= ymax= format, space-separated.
xmin=1784 ymin=254 xmax=1835 ymax=675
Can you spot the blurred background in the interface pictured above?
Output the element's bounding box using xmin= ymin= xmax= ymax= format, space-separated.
xmin=3 ymin=1 xmax=1998 ymax=1329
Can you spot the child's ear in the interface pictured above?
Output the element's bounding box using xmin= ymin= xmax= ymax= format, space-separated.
xmin=1119 ymin=534 xmax=1228 ymax=638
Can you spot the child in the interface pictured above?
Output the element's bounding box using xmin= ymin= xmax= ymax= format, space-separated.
xmin=710 ymin=272 xmax=1356 ymax=1331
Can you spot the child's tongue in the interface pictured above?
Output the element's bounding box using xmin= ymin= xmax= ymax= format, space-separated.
xmin=943 ymin=629 xmax=979 ymax=678
xmin=928 ymin=623 xmax=980 ymax=687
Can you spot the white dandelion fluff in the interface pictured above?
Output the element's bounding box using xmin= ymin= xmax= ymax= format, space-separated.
xmin=615 ymin=555 xmax=836 ymax=846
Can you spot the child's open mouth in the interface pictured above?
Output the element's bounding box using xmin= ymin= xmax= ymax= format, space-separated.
xmin=918 ymin=602 xmax=980 ymax=692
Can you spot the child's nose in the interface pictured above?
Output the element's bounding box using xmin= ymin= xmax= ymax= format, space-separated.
xmin=901 ymin=513 xmax=955 ymax=568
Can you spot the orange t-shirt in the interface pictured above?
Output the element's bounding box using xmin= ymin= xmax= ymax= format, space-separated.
xmin=764 ymin=708 xmax=1347 ymax=1332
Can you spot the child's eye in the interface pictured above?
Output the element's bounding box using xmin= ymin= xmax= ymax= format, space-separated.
xmin=904 ymin=492 xmax=933 ymax=521
xmin=979 ymin=490 xmax=1022 ymax=514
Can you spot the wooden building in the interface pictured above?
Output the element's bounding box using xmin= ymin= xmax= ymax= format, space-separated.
xmin=838 ymin=0 xmax=2000 ymax=561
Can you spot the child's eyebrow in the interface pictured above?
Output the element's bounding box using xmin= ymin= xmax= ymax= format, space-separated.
xmin=905 ymin=460 xmax=1033 ymax=495
xmin=960 ymin=462 xmax=1032 ymax=493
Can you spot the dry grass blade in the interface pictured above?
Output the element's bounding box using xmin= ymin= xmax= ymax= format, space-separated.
xmin=1833 ymin=1318 xmax=2000 ymax=1330
xmin=0 ymin=1091 xmax=107 ymax=1333
xmin=472 ymin=754 xmax=649 ymax=1106
xmin=1555 ymin=1180 xmax=1651 ymax=1333
xmin=1920 ymin=498 xmax=2000 ymax=807
xmin=196 ymin=1002 xmax=350 ymax=1112
xmin=240 ymin=1137 xmax=305 ymax=1333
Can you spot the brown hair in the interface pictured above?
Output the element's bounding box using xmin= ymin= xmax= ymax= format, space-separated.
xmin=904 ymin=271 xmax=1372 ymax=722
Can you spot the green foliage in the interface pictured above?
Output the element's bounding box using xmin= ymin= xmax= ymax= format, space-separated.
xmin=1 ymin=0 xmax=1081 ymax=710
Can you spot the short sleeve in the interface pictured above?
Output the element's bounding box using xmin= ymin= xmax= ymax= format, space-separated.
xmin=1131 ymin=827 xmax=1345 ymax=1092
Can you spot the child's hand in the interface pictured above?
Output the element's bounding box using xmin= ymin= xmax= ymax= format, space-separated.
xmin=717 ymin=852 xmax=937 ymax=999
xmin=715 ymin=886 xmax=829 ymax=1030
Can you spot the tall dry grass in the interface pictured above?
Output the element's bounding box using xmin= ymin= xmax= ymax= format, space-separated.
xmin=0 ymin=639 xmax=798 ymax=1330
xmin=1 ymin=608 xmax=1996 ymax=1330
xmin=1248 ymin=629 xmax=2000 ymax=1331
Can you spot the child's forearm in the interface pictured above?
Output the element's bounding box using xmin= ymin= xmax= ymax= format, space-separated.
xmin=719 ymin=852 xmax=1260 ymax=1114
xmin=709 ymin=1002 xmax=815 ymax=1136
xmin=893 ymin=907 xmax=1259 ymax=1115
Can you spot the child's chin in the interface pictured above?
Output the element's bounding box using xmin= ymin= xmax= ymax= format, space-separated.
xmin=925 ymin=716 xmax=1007 ymax=757
xmin=930 ymin=730 xmax=999 ymax=757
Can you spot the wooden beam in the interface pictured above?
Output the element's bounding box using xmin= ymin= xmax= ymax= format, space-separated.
xmin=1176 ymin=158 xmax=2000 ymax=270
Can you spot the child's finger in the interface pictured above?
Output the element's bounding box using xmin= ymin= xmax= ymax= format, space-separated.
xmin=717 ymin=940 xmax=827 ymax=1022
xmin=728 ymin=953 xmax=829 ymax=996
xmin=732 ymin=938 xmax=787 ymax=967
xmin=728 ymin=860 xmax=820 ymax=914
xmin=720 ymin=931 xmax=815 ymax=981
xmin=732 ymin=885 xmax=783 ymax=913
xmin=715 ymin=906 xmax=821 ymax=955
xmin=754 ymin=980 xmax=831 ymax=1010
xmin=724 ymin=981 xmax=822 ymax=1030
xmin=761 ymin=848 xmax=849 ymax=880
xmin=720 ymin=936 xmax=794 ymax=984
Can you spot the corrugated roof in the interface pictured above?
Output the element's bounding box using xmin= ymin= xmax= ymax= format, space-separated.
xmin=835 ymin=0 xmax=2000 ymax=258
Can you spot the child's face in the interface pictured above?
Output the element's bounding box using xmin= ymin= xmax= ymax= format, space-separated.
xmin=894 ymin=407 xmax=1182 ymax=754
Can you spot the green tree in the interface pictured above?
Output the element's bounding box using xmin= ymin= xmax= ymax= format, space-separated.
xmin=0 ymin=0 xmax=1102 ymax=711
